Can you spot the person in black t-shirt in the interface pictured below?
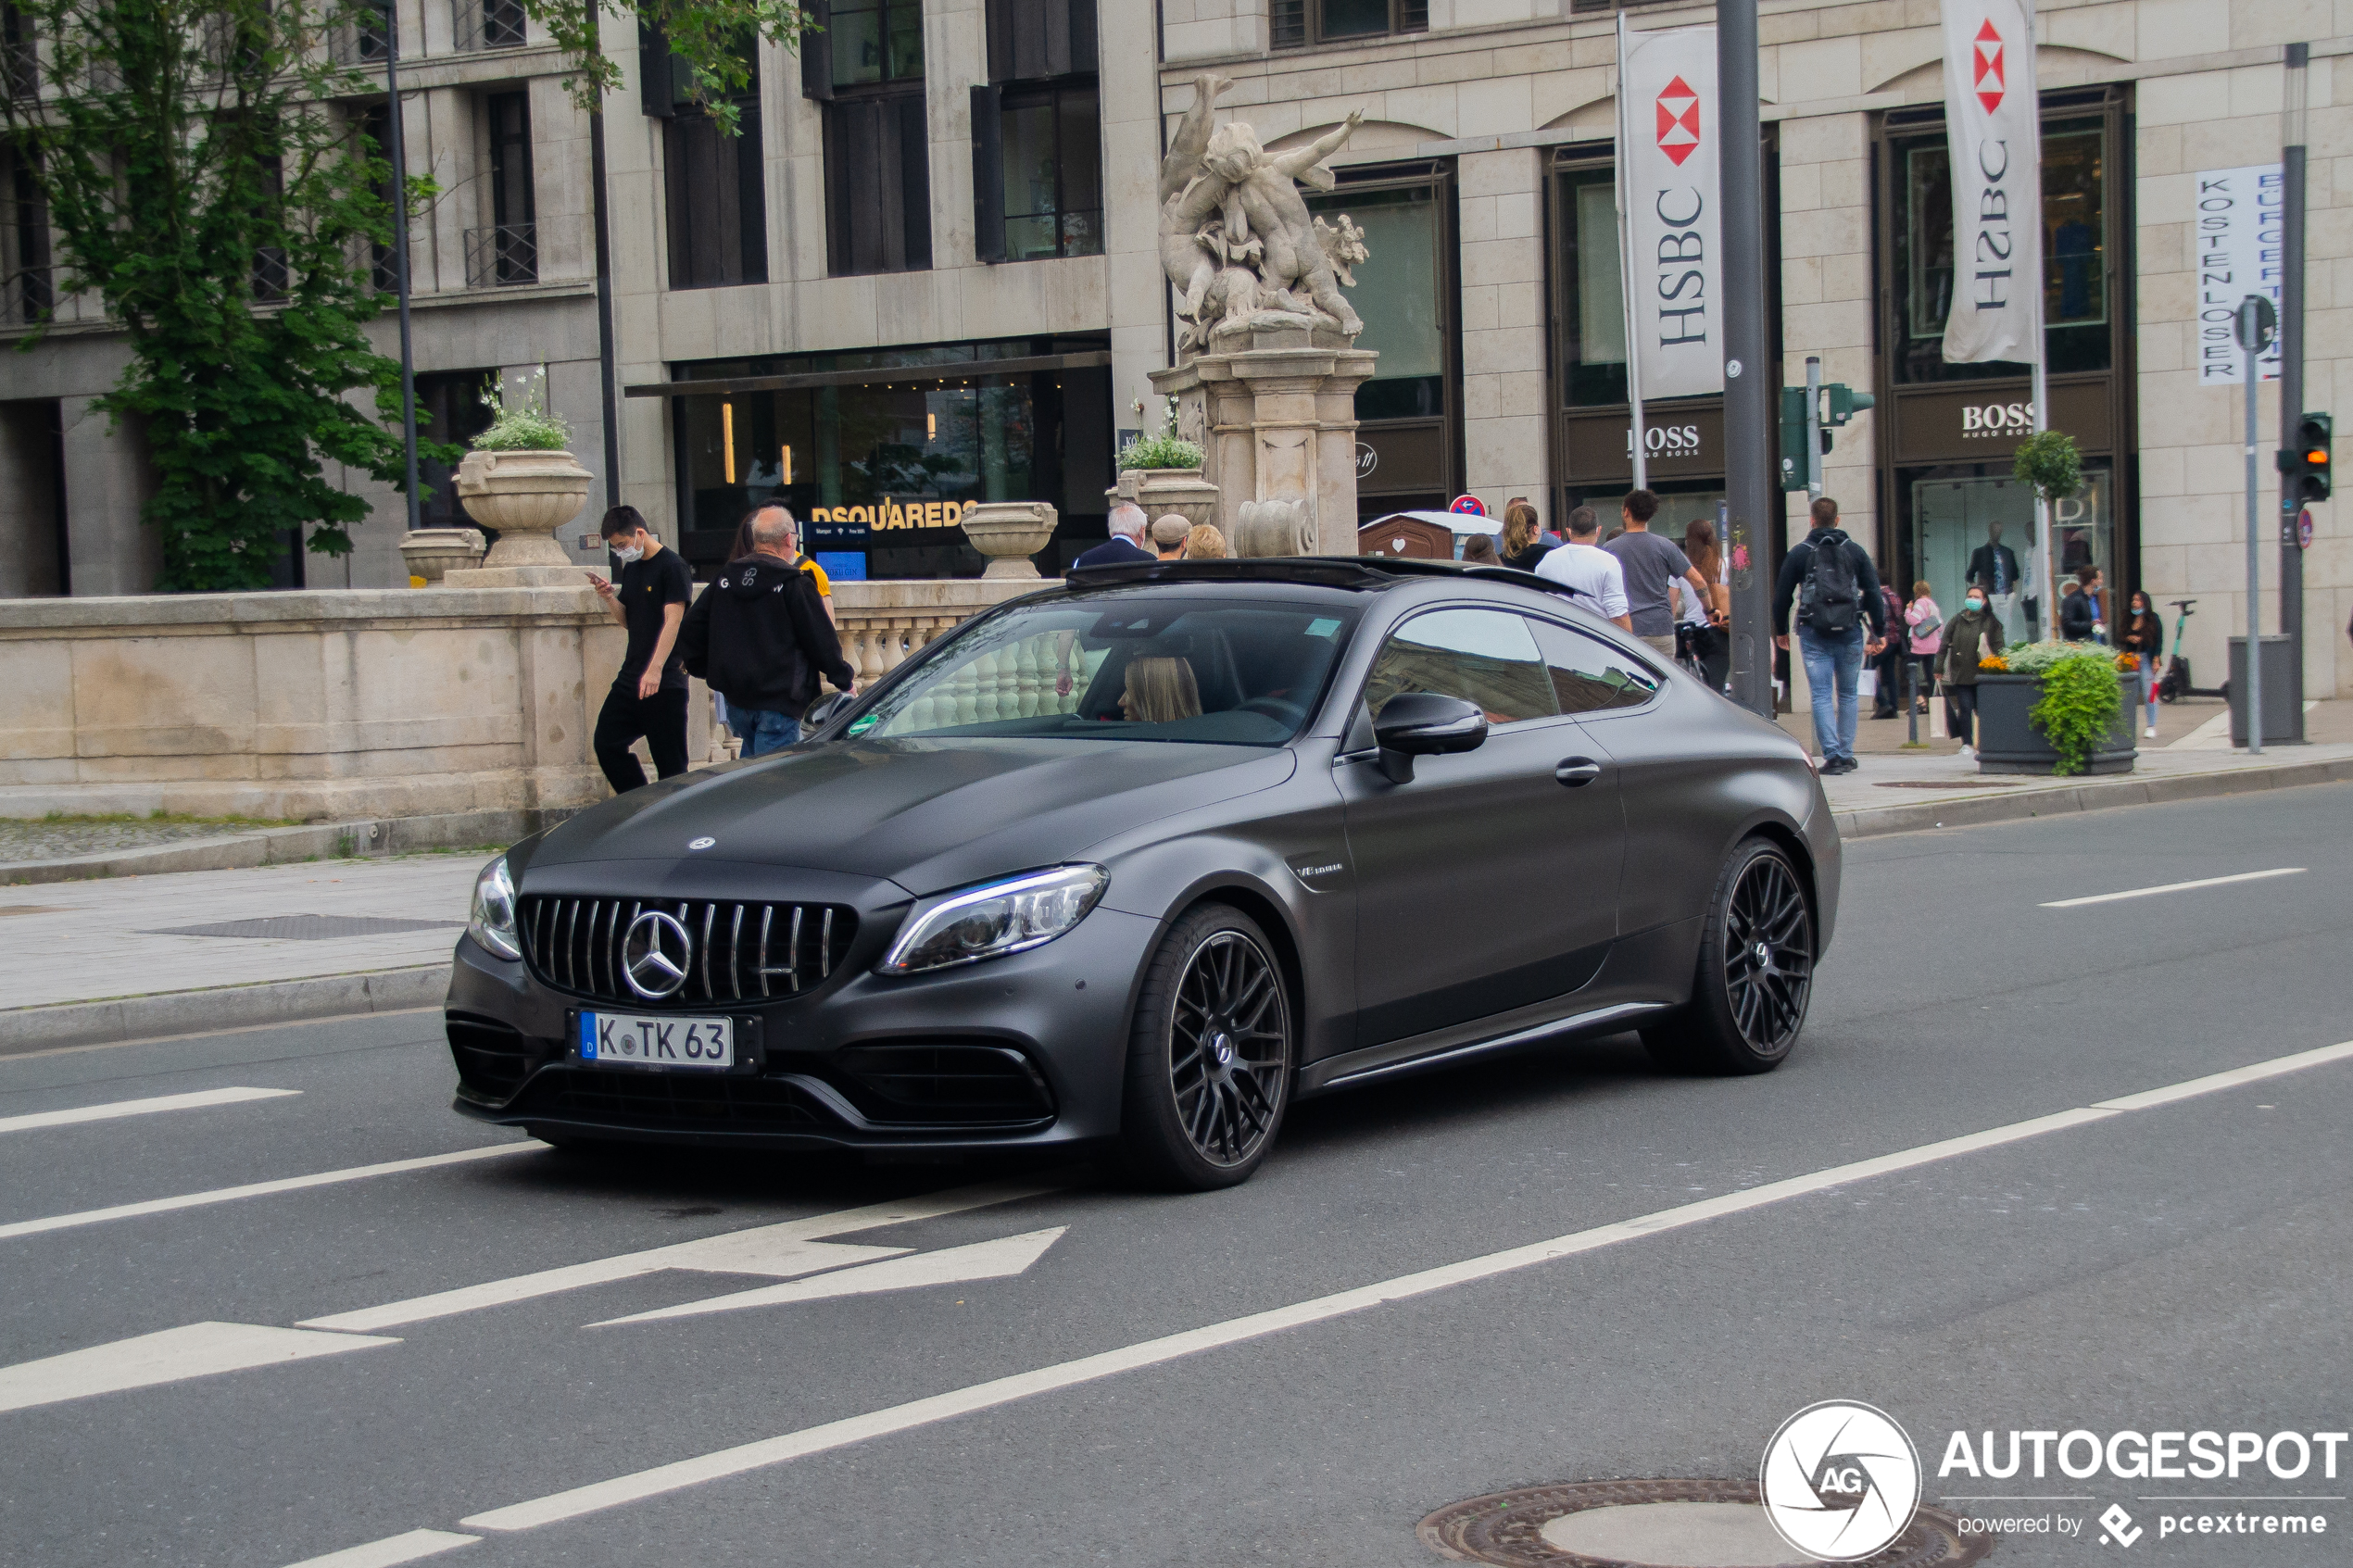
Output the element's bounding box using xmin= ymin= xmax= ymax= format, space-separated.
xmin=585 ymin=506 xmax=693 ymax=792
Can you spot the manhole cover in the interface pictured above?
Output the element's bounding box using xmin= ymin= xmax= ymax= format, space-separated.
xmin=142 ymin=915 xmax=463 ymax=941
xmin=1419 ymin=1479 xmax=1989 ymax=1567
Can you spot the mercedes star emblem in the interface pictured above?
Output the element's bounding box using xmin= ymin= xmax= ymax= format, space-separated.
xmin=623 ymin=910 xmax=694 ymax=999
xmin=687 ymin=835 xmax=716 ymax=850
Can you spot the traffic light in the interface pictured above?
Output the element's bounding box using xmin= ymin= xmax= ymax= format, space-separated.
xmin=1825 ymin=384 xmax=1876 ymax=427
xmin=2281 ymin=411 xmax=2332 ymax=503
xmin=1778 ymin=383 xmax=1875 ymax=491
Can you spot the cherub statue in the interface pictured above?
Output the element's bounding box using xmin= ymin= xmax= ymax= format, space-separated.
xmin=1155 ymin=74 xmax=1369 ymax=348
xmin=1314 ymin=213 xmax=1368 ymax=288
xmin=1199 ymin=111 xmax=1365 ymax=337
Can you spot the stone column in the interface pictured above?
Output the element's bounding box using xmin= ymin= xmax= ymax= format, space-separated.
xmin=1150 ymin=323 xmax=1375 ymax=557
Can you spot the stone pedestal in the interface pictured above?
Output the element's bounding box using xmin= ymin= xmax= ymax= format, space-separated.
xmin=961 ymin=500 xmax=1058 ymax=578
xmin=1149 ymin=325 xmax=1375 ymax=558
xmin=455 ymin=448 xmax=594 ymax=570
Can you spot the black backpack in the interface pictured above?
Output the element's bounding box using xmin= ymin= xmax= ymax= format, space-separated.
xmin=1798 ymin=530 xmax=1861 ymax=634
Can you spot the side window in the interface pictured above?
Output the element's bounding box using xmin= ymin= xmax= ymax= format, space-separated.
xmin=1529 ymin=618 xmax=1661 ymax=715
xmin=1364 ymin=608 xmax=1557 ymax=726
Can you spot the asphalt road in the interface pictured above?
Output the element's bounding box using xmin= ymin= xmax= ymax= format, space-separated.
xmin=6 ymin=784 xmax=2351 ymax=1568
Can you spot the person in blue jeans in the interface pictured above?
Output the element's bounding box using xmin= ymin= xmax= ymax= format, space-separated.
xmin=1770 ymin=495 xmax=1888 ymax=774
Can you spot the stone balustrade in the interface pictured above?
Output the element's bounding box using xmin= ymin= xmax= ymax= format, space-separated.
xmin=829 ymin=578 xmax=1042 ymax=684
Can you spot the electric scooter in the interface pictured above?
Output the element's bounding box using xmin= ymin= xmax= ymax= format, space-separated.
xmin=2158 ymin=598 xmax=2229 ymax=702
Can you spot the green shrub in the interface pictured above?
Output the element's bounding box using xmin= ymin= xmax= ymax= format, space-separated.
xmin=2013 ymin=429 xmax=2082 ymax=501
xmin=473 ymin=369 xmax=574 ymax=452
xmin=1116 ymin=432 xmax=1205 ymax=471
xmin=1992 ymin=639 xmax=2103 ymax=677
xmin=2027 ymin=646 xmax=2122 ymax=775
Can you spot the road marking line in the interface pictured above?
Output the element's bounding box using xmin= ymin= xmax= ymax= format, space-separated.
xmin=0 ymin=1322 xmax=398 ymax=1414
xmin=280 ymin=1529 xmax=479 ymax=1567
xmin=591 ymin=1226 xmax=1069 ymax=1326
xmin=0 ymin=1143 xmax=536 ymax=1243
xmin=2041 ymin=867 xmax=2305 ymax=908
xmin=0 ymin=1085 xmax=300 ymax=1135
xmin=449 ymin=1038 xmax=2353 ymax=1536
xmin=301 ymin=1178 xmax=1063 ymax=1333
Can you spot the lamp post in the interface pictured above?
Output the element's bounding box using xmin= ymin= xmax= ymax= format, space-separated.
xmin=380 ymin=0 xmax=422 ymax=535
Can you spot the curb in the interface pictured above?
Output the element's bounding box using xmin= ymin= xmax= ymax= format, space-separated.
xmin=0 ymin=964 xmax=451 ymax=1056
xmin=0 ymin=806 xmax=578 ymax=885
xmin=1832 ymin=756 xmax=2353 ymax=839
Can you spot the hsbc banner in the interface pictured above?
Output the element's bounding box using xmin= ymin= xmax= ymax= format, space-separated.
xmin=1617 ymin=25 xmax=1723 ymax=400
xmin=1939 ymin=0 xmax=2043 ymax=365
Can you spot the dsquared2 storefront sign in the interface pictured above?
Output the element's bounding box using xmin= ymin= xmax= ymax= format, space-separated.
xmin=809 ymin=499 xmax=976 ymax=534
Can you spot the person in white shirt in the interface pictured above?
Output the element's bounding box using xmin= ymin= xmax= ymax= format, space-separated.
xmin=1535 ymin=506 xmax=1634 ymax=630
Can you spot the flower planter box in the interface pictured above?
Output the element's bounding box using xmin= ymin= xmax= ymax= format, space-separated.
xmin=1974 ymin=671 xmax=2138 ymax=774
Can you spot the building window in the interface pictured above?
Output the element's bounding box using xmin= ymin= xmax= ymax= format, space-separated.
xmin=1304 ymin=163 xmax=1455 ymax=518
xmin=410 ymin=370 xmax=499 ymax=530
xmin=828 ymin=0 xmax=924 ymax=88
xmin=454 ymin=0 xmax=527 ymax=52
xmin=1552 ymin=162 xmax=1628 ymax=408
xmin=663 ymin=88 xmax=768 ymax=287
xmin=666 ymin=336 xmax=1113 ymax=580
xmin=824 ymin=92 xmax=930 ymax=275
xmin=1889 ymin=111 xmax=2111 ymax=383
xmin=1270 ymin=0 xmax=1426 ymax=50
xmin=974 ymin=79 xmax=1099 ymax=262
xmin=470 ymin=90 xmax=536 ymax=286
xmin=2 ymin=135 xmax=50 ymax=325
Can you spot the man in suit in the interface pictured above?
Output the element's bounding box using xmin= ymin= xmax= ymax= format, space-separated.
xmin=1967 ymin=520 xmax=2023 ymax=597
xmin=1073 ymin=503 xmax=1155 ymax=569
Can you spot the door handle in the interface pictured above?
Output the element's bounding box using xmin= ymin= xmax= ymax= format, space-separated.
xmin=1555 ymin=757 xmax=1603 ymax=787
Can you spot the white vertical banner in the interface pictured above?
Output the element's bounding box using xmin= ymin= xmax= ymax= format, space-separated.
xmin=2192 ymin=163 xmax=2285 ymax=385
xmin=1940 ymin=0 xmax=2043 ymax=365
xmin=1617 ymin=23 xmax=1724 ymax=401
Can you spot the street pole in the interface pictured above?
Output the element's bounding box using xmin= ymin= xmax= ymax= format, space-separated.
xmin=1614 ymin=10 xmax=1647 ymax=491
xmin=2277 ymin=41 xmax=2308 ymax=739
xmin=1804 ymin=355 xmax=1822 ymax=500
xmin=585 ymin=19 xmax=623 ymax=515
xmin=1719 ymin=0 xmax=1774 ymax=720
xmin=382 ymin=0 xmax=421 ymax=534
xmin=2237 ymin=294 xmax=2273 ymax=755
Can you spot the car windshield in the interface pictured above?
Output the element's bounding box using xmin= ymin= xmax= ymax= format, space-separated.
xmin=844 ymin=594 xmax=1361 ymax=746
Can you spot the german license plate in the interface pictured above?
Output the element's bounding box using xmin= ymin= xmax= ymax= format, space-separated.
xmin=578 ymin=1011 xmax=735 ymax=1070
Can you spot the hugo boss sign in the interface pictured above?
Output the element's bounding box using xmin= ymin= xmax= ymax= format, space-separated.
xmin=1960 ymin=401 xmax=2035 ymax=436
xmin=1617 ymin=24 xmax=1724 ymax=400
xmin=1939 ymin=0 xmax=2043 ymax=367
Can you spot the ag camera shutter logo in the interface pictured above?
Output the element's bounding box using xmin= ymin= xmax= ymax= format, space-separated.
xmin=1760 ymin=1400 xmax=1922 ymax=1561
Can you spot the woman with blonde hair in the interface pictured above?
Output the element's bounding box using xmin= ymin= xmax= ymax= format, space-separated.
xmin=1499 ymin=500 xmax=1553 ymax=572
xmin=1182 ymin=523 xmax=1229 ymax=559
xmin=1119 ymin=658 xmax=1202 ymax=722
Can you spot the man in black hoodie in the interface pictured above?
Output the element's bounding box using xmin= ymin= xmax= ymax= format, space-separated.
xmin=1771 ymin=495 xmax=1887 ymax=774
xmin=680 ymin=507 xmax=857 ymax=756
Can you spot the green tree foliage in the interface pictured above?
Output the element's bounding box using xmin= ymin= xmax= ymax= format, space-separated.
xmin=1 ymin=0 xmax=441 ymax=589
xmin=2027 ymin=646 xmax=2124 ymax=776
xmin=2012 ymin=428 xmax=2083 ymax=503
xmin=527 ymin=0 xmax=813 ymax=135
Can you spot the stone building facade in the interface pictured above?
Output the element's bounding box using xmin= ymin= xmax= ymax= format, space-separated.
xmin=2 ymin=0 xmax=2347 ymax=696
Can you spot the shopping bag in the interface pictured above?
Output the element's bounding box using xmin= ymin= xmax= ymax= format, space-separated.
xmin=1857 ymin=668 xmax=1879 ymax=699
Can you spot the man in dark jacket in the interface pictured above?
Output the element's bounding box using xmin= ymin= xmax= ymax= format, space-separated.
xmin=1771 ymin=495 xmax=1887 ymax=774
xmin=2059 ymin=566 xmax=2104 ymax=642
xmin=680 ymin=507 xmax=856 ymax=757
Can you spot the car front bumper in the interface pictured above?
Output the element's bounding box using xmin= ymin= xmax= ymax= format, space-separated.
xmin=443 ymin=902 xmax=1160 ymax=1153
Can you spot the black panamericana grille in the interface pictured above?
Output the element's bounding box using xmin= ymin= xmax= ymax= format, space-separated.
xmin=518 ymin=895 xmax=857 ymax=1008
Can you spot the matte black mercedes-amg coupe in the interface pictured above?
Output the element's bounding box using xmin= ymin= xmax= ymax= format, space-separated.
xmin=447 ymin=558 xmax=1838 ymax=1188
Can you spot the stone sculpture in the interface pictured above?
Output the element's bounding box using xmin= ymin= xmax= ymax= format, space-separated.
xmin=1159 ymin=74 xmax=1368 ymax=352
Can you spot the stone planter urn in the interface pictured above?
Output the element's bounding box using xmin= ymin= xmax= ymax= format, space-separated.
xmin=397 ymin=527 xmax=486 ymax=584
xmin=455 ymin=447 xmax=593 ymax=569
xmin=1974 ymin=671 xmax=2139 ymax=774
xmin=1106 ymin=465 xmax=1222 ymax=532
xmin=961 ymin=500 xmax=1058 ymax=578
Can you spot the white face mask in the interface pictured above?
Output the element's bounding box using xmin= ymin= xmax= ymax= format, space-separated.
xmin=611 ymin=544 xmax=644 ymax=564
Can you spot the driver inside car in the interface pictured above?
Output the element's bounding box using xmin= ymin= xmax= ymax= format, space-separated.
xmin=1118 ymin=657 xmax=1204 ymax=722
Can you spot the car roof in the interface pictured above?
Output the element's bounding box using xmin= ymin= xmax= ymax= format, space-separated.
xmin=1063 ymin=555 xmax=1592 ymax=608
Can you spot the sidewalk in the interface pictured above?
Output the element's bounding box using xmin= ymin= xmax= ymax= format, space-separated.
xmin=5 ymin=710 xmax=2350 ymax=1054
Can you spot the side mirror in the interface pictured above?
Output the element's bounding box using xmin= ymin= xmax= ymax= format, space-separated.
xmin=801 ymin=691 xmax=858 ymax=734
xmin=1371 ymin=692 xmax=1487 ymax=783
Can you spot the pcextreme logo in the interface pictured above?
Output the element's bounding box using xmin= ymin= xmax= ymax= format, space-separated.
xmin=1760 ymin=1400 xmax=1923 ymax=1562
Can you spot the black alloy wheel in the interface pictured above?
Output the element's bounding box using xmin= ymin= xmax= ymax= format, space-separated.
xmin=1121 ymin=904 xmax=1294 ymax=1190
xmin=1643 ymin=838 xmax=1815 ymax=1074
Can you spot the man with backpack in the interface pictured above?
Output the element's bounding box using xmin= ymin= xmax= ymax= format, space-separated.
xmin=680 ymin=507 xmax=857 ymax=756
xmin=1772 ymin=495 xmax=1888 ymax=774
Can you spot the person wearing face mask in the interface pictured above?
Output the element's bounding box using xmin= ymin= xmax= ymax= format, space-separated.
xmin=585 ymin=505 xmax=694 ymax=792
xmin=1936 ymin=586 xmax=2007 ymax=758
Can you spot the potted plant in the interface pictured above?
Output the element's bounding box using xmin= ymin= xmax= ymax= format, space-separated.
xmin=1974 ymin=640 xmax=2138 ymax=775
xmin=452 ymin=369 xmax=594 ymax=572
xmin=1108 ymin=395 xmax=1221 ymax=531
xmin=961 ymin=500 xmax=1059 ymax=577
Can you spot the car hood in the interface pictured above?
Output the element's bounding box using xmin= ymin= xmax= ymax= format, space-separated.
xmin=527 ymin=738 xmax=1297 ymax=893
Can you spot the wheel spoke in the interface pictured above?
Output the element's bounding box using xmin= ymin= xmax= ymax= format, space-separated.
xmin=1164 ymin=928 xmax=1291 ymax=1167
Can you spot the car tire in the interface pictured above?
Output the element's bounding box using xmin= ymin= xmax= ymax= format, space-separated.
xmin=1642 ymin=837 xmax=1816 ymax=1076
xmin=1120 ymin=903 xmax=1295 ymax=1191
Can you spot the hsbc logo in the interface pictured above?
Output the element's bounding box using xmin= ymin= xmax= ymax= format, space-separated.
xmin=1971 ymin=19 xmax=2005 ymax=114
xmin=1960 ymin=401 xmax=2033 ymax=436
xmin=1655 ymin=74 xmax=1701 ymax=167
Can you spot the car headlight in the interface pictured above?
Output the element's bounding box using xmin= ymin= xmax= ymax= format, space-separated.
xmin=879 ymin=865 xmax=1108 ymax=974
xmin=468 ymin=854 xmax=522 ymax=961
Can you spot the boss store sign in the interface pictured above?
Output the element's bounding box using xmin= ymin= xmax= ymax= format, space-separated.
xmin=1561 ymin=403 xmax=1723 ymax=482
xmin=1886 ymin=380 xmax=2111 ymax=465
